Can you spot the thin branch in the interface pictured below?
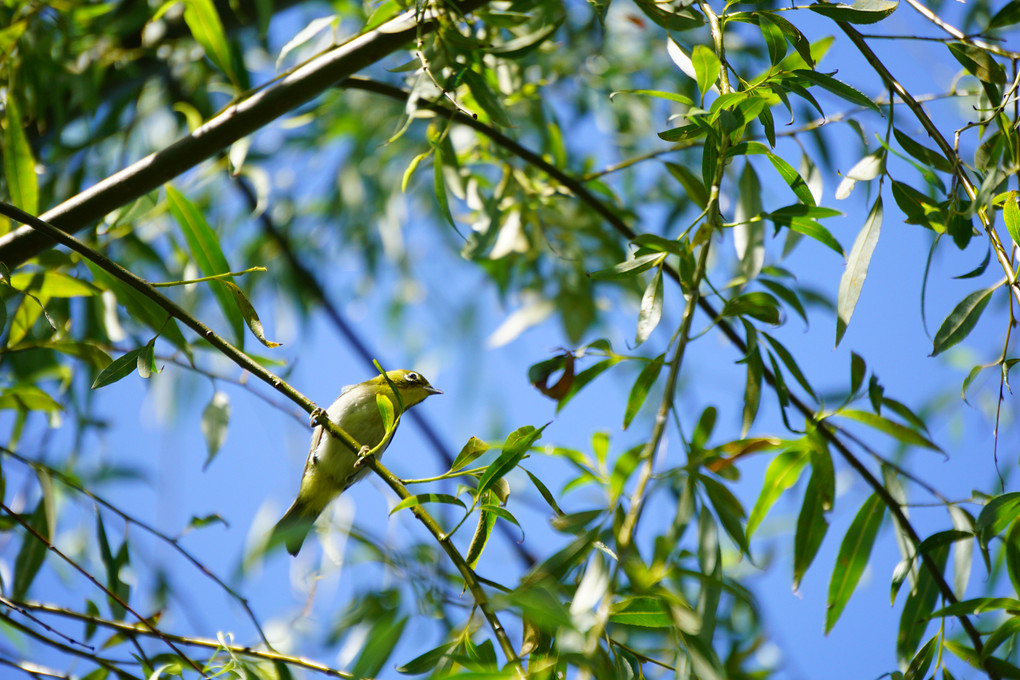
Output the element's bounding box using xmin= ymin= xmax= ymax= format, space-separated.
xmin=7 ymin=600 xmax=357 ymax=679
xmin=0 ymin=0 xmax=491 ymax=270
xmin=901 ymin=0 xmax=1020 ymax=59
xmin=0 ymin=503 xmax=208 ymax=678
xmin=0 ymin=444 xmax=274 ymax=649
xmin=0 ymin=654 xmax=72 ymax=680
xmin=0 ymin=613 xmax=138 ymax=680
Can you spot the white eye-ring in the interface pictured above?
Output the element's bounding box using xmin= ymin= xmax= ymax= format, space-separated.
xmin=406 ymin=372 xmax=420 ymax=383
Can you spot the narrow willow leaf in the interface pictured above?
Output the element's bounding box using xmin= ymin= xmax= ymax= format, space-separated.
xmin=836 ymin=197 xmax=882 ymax=346
xmin=462 ymin=69 xmax=513 ymax=127
xmin=166 ymin=186 xmax=244 ymax=347
xmin=1006 ymin=519 xmax=1020 ymax=597
xmin=451 ymin=436 xmax=489 ymax=472
xmin=222 ymin=281 xmax=281 ymax=348
xmin=893 ymin=128 xmax=953 ymax=174
xmin=588 ymin=253 xmax=661 ymax=280
xmin=3 ymin=92 xmax=38 ymax=214
xmin=85 ymin=262 xmax=190 ymax=353
xmin=395 ymin=642 xmax=457 ymax=675
xmin=610 ymin=596 xmax=672 ymax=628
xmin=897 ymin=547 xmax=948 ymax=666
xmin=351 ymin=615 xmax=407 ymax=678
xmin=837 ymin=409 xmax=941 ymax=451
xmin=793 ymin=461 xmax=830 ymax=589
xmin=1004 ymin=193 xmax=1020 ymax=247
xmin=9 ymin=272 xmax=101 ymax=298
xmin=904 ymin=636 xmax=937 ymax=680
xmin=976 ymin=492 xmax=1020 ymax=537
xmin=610 ymin=89 xmax=695 ymax=106
xmin=722 ymin=292 xmax=781 ymax=325
xmin=982 ymin=616 xmax=1020 ymax=662
xmin=0 ymin=386 xmax=63 ymax=412
xmin=794 ymin=69 xmax=880 ymax=112
xmin=850 ymin=352 xmax=866 ymax=395
xmin=691 ymin=44 xmax=721 ymax=98
xmin=182 ymin=0 xmax=236 ymax=83
xmin=465 ymin=503 xmax=498 ymax=568
xmin=635 ymin=266 xmax=663 ymax=346
xmin=665 ymin=162 xmax=709 ymax=209
xmin=91 ymin=349 xmax=142 ymax=389
xmin=826 ymin=493 xmax=885 ymax=633
xmin=136 ymin=338 xmax=158 ymax=379
xmin=756 ymin=12 xmax=787 ymax=65
xmin=389 ymin=493 xmax=467 ymax=515
xmin=623 ymin=356 xmax=664 ymax=429
xmin=761 ymin=332 xmax=815 ymax=398
xmin=948 ymin=42 xmax=1007 ymax=85
xmin=701 ymin=475 xmax=750 ymax=557
xmin=742 ymin=349 xmax=763 ymax=436
xmin=12 ymin=501 xmax=49 ymax=600
xmin=524 ymin=468 xmax=564 ymax=516
xmin=432 ymin=143 xmax=457 ymax=231
xmin=477 ymin=425 xmax=544 ymax=497
xmin=201 ymin=391 xmax=230 ymax=469
xmin=949 ymin=505 xmax=975 ymax=598
xmin=808 ymin=0 xmax=898 ymax=24
xmin=931 ymin=285 xmax=996 ymax=356
xmin=746 ymin=449 xmax=811 ymax=538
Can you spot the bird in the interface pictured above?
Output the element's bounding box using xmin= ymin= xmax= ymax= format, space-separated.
xmin=271 ymin=369 xmax=441 ymax=555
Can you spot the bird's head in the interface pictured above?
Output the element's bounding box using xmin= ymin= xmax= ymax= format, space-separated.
xmin=375 ymin=369 xmax=442 ymax=409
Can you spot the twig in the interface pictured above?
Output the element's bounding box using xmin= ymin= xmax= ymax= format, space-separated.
xmin=0 ymin=445 xmax=275 ymax=649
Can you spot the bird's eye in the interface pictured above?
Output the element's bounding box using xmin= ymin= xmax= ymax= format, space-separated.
xmin=406 ymin=372 xmax=420 ymax=383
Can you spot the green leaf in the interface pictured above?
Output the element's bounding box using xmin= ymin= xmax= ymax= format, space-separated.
xmin=701 ymin=475 xmax=750 ymax=557
xmin=747 ymin=448 xmax=811 ymax=538
xmin=836 ymin=409 xmax=941 ymax=451
xmin=893 ymin=128 xmax=953 ymax=174
xmin=808 ymin=0 xmax=898 ymax=24
xmin=635 ymin=266 xmax=663 ymax=346
xmin=826 ymin=493 xmax=885 ymax=632
xmin=624 ymin=356 xmax=664 ymax=429
xmin=222 ymin=281 xmax=281 ymax=348
xmin=389 ymin=493 xmax=467 ymax=515
xmin=396 ymin=642 xmax=457 ymax=675
xmin=793 ymin=457 xmax=830 ymax=589
xmin=1002 ymin=192 xmax=1020 ymax=247
xmin=761 ymin=332 xmax=816 ymax=398
xmin=477 ymin=425 xmax=544 ymax=498
xmin=904 ymin=636 xmax=938 ymax=680
xmin=931 ymin=285 xmax=996 ymax=356
xmin=794 ymin=69 xmax=880 ymax=113
xmin=3 ymin=91 xmax=38 ymax=214
xmin=95 ymin=510 xmax=130 ymax=619
xmin=733 ymin=142 xmax=817 ymax=206
xmin=977 ymin=492 xmax=1020 ymax=537
xmin=182 ymin=0 xmax=237 ymax=84
xmin=610 ymin=596 xmax=672 ymax=628
xmin=665 ymin=162 xmax=709 ymax=210
xmin=201 ymin=391 xmax=230 ymax=469
xmin=351 ymin=614 xmax=408 ymax=678
xmin=948 ymin=42 xmax=1007 ymax=85
xmin=897 ymin=547 xmax=948 ymax=666
xmin=836 ymin=197 xmax=882 ymax=346
xmin=989 ymin=0 xmax=1020 ymax=28
xmin=523 ymin=467 xmax=565 ymax=516
xmin=611 ymin=89 xmax=695 ymax=106
xmin=136 ymin=337 xmax=158 ymax=379
xmin=691 ymin=44 xmax=721 ymax=98
xmin=722 ymin=291 xmax=781 ymax=325
xmin=91 ymin=349 xmax=143 ymax=389
xmin=9 ymin=272 xmax=101 ymax=298
xmin=12 ymin=500 xmax=49 ymax=600
xmin=0 ymin=385 xmax=63 ymax=412
xmin=451 ymin=436 xmax=490 ymax=472
xmin=462 ymin=69 xmax=513 ymax=127
xmin=756 ymin=13 xmax=787 ymax=65
xmin=166 ymin=185 xmax=244 ymax=347
xmin=588 ymin=253 xmax=662 ymax=280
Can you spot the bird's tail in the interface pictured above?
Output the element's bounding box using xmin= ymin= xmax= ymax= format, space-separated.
xmin=269 ymin=499 xmax=318 ymax=556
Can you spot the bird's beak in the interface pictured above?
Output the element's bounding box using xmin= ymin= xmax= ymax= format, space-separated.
xmin=425 ymin=386 xmax=443 ymax=395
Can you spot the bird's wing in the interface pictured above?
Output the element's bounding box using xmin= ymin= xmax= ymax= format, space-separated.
xmin=301 ymin=424 xmax=326 ymax=476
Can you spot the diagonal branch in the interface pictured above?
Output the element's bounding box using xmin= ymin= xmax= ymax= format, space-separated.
xmin=0 ymin=0 xmax=490 ymax=270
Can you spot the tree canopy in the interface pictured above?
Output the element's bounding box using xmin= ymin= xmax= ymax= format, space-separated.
xmin=1 ymin=0 xmax=1019 ymax=678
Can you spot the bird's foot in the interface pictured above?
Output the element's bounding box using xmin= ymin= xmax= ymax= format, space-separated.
xmin=309 ymin=407 xmax=327 ymax=429
xmin=353 ymin=446 xmax=375 ymax=471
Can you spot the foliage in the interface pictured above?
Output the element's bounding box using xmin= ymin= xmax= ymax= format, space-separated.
xmin=0 ymin=0 xmax=1019 ymax=678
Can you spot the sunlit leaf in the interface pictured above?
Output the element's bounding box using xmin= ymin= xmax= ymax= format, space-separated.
xmin=826 ymin=493 xmax=885 ymax=633
xmin=836 ymin=197 xmax=882 ymax=346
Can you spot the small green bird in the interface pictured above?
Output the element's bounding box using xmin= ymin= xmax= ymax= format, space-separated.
xmin=271 ymin=369 xmax=441 ymax=555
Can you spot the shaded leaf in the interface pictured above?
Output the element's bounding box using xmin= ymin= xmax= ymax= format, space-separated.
xmin=201 ymin=391 xmax=230 ymax=469
xmin=826 ymin=493 xmax=885 ymax=633
xmin=931 ymin=285 xmax=996 ymax=356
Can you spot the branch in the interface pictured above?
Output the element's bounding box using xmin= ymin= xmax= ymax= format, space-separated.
xmin=6 ymin=600 xmax=357 ymax=679
xmin=0 ymin=444 xmax=274 ymax=649
xmin=0 ymin=503 xmax=206 ymax=678
xmin=0 ymin=0 xmax=490 ymax=270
